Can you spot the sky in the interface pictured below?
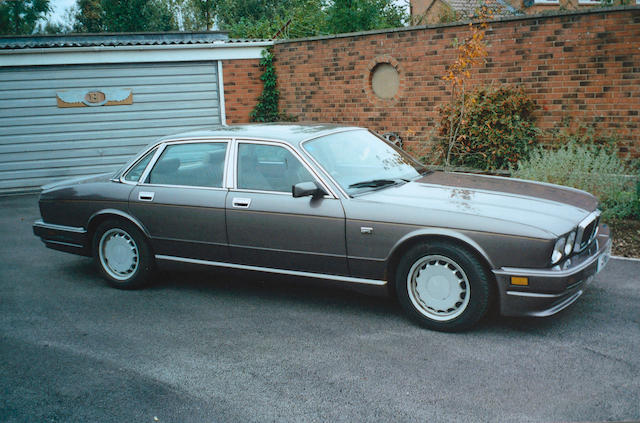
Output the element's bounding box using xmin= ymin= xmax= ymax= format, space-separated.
xmin=49 ymin=0 xmax=76 ymax=24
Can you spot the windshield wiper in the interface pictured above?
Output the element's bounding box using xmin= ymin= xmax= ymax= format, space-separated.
xmin=349 ymin=179 xmax=402 ymax=189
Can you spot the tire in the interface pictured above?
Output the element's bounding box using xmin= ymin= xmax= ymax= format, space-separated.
xmin=92 ymin=219 xmax=154 ymax=289
xmin=395 ymin=240 xmax=491 ymax=332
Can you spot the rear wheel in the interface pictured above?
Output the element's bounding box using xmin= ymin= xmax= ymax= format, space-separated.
xmin=92 ymin=219 xmax=154 ymax=289
xmin=395 ymin=241 xmax=491 ymax=332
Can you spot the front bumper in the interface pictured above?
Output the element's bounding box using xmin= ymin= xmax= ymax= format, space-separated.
xmin=493 ymin=224 xmax=611 ymax=317
xmin=33 ymin=219 xmax=90 ymax=256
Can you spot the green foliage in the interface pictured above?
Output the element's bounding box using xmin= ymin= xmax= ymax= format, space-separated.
xmin=0 ymin=0 xmax=51 ymax=35
xmin=67 ymin=0 xmax=405 ymax=37
xmin=73 ymin=0 xmax=102 ymax=32
xmin=218 ymin=0 xmax=405 ymax=38
xmin=546 ymin=118 xmax=619 ymax=152
xmin=219 ymin=0 xmax=326 ymax=38
xmin=325 ymin=0 xmax=406 ymax=34
xmin=183 ymin=0 xmax=218 ymax=31
xmin=72 ymin=0 xmax=177 ymax=32
xmin=439 ymin=86 xmax=540 ymax=170
xmin=250 ymin=50 xmax=282 ymax=122
xmin=511 ymin=143 xmax=640 ymax=220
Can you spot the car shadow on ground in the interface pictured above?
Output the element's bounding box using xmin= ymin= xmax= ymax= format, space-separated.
xmin=67 ymin=257 xmax=581 ymax=334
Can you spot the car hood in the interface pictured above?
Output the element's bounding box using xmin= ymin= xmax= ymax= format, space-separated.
xmin=355 ymin=171 xmax=597 ymax=238
xmin=41 ymin=172 xmax=115 ymax=192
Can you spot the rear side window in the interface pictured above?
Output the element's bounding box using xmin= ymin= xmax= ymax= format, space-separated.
xmin=146 ymin=143 xmax=227 ymax=188
xmin=124 ymin=148 xmax=157 ymax=183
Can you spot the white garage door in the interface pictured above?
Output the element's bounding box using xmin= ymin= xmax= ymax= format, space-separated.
xmin=0 ymin=61 xmax=222 ymax=194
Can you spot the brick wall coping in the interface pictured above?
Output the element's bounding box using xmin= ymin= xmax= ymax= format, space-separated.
xmin=274 ymin=5 xmax=640 ymax=45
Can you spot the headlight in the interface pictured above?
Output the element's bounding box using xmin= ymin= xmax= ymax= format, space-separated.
xmin=565 ymin=231 xmax=576 ymax=255
xmin=551 ymin=237 xmax=565 ymax=264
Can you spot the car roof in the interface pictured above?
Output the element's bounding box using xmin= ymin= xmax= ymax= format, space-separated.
xmin=159 ymin=123 xmax=363 ymax=146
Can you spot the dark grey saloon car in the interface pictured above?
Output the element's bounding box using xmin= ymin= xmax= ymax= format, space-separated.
xmin=33 ymin=124 xmax=611 ymax=331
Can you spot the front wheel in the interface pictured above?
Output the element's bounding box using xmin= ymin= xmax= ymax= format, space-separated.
xmin=395 ymin=241 xmax=491 ymax=332
xmin=92 ymin=219 xmax=154 ymax=289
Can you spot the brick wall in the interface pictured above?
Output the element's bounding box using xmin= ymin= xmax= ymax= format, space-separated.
xmin=272 ymin=7 xmax=640 ymax=157
xmin=222 ymin=59 xmax=262 ymax=124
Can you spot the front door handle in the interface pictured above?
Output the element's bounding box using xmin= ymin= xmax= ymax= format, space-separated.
xmin=232 ymin=197 xmax=251 ymax=208
xmin=138 ymin=191 xmax=155 ymax=201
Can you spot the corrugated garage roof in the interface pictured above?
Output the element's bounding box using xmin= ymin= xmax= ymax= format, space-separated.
xmin=0 ymin=32 xmax=270 ymax=50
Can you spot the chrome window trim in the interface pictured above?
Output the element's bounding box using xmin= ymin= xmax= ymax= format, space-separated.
xmin=230 ymin=188 xmax=292 ymax=196
xmin=136 ymin=183 xmax=228 ymax=192
xmin=233 ymin=138 xmax=338 ymax=199
xmin=136 ymin=139 xmax=231 ymax=190
xmin=155 ymin=254 xmax=387 ymax=286
xmin=117 ymin=137 xmax=234 ymax=185
xmin=34 ymin=220 xmax=87 ymax=233
xmin=138 ymin=144 xmax=166 ymax=186
xmin=225 ymin=137 xmax=237 ymax=190
xmin=120 ymin=147 xmax=159 ymax=185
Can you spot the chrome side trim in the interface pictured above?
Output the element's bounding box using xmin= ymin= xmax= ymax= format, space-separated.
xmin=505 ymin=291 xmax=563 ymax=298
xmin=155 ymin=255 xmax=387 ymax=286
xmin=34 ymin=220 xmax=86 ymax=233
xmin=527 ymin=290 xmax=584 ymax=317
xmin=45 ymin=240 xmax=84 ymax=248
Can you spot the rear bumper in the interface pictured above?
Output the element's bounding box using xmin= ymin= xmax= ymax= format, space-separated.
xmin=33 ymin=220 xmax=90 ymax=256
xmin=493 ymin=224 xmax=611 ymax=317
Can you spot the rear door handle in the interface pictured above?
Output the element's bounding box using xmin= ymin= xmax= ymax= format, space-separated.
xmin=138 ymin=191 xmax=155 ymax=201
xmin=232 ymin=197 xmax=251 ymax=208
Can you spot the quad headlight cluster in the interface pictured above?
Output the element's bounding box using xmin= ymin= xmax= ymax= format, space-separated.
xmin=551 ymin=230 xmax=577 ymax=265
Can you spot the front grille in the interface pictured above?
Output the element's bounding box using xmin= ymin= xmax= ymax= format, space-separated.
xmin=577 ymin=212 xmax=600 ymax=251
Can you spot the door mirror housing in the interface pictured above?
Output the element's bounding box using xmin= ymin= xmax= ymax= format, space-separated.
xmin=292 ymin=181 xmax=327 ymax=198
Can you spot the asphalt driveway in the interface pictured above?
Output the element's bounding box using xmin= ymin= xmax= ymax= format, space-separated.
xmin=1 ymin=194 xmax=639 ymax=422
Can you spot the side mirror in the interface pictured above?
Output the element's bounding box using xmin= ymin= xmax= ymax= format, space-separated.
xmin=292 ymin=181 xmax=327 ymax=198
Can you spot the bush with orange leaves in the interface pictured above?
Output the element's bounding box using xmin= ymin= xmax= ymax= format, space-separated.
xmin=438 ymin=2 xmax=540 ymax=170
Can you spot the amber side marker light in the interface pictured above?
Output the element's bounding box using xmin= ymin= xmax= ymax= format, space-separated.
xmin=511 ymin=276 xmax=529 ymax=286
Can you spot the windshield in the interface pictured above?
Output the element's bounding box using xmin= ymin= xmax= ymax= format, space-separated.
xmin=303 ymin=130 xmax=426 ymax=196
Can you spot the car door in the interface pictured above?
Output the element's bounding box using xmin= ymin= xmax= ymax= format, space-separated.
xmin=128 ymin=140 xmax=230 ymax=262
xmin=225 ymin=140 xmax=348 ymax=276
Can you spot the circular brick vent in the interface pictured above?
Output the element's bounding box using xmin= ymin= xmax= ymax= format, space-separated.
xmin=370 ymin=63 xmax=399 ymax=99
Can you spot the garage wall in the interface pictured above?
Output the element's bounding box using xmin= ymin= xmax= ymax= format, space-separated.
xmin=0 ymin=61 xmax=221 ymax=194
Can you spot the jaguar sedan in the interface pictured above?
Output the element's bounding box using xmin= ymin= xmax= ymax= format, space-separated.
xmin=33 ymin=124 xmax=611 ymax=331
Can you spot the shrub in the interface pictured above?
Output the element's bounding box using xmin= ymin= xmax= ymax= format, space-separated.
xmin=511 ymin=142 xmax=640 ymax=220
xmin=439 ymin=86 xmax=540 ymax=170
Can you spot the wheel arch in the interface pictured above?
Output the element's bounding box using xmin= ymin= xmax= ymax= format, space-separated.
xmin=385 ymin=229 xmax=496 ymax=292
xmin=87 ymin=209 xmax=151 ymax=255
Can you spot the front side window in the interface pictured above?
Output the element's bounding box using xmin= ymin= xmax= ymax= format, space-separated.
xmin=303 ymin=130 xmax=425 ymax=196
xmin=237 ymin=143 xmax=315 ymax=192
xmin=146 ymin=142 xmax=227 ymax=188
